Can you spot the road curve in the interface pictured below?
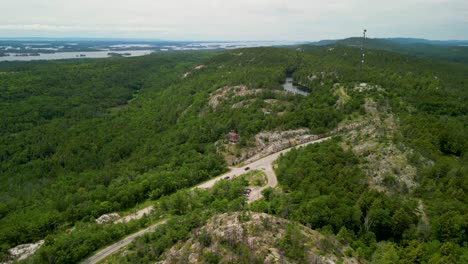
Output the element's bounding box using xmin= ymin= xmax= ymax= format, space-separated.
xmin=82 ymin=136 xmax=332 ymax=264
xmin=81 ymin=220 xmax=166 ymax=264
xmin=196 ymin=136 xmax=332 ymax=201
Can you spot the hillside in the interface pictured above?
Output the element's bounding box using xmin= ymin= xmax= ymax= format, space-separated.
xmin=0 ymin=44 xmax=467 ymax=263
xmin=312 ymin=37 xmax=468 ymax=63
xmin=120 ymin=212 xmax=358 ymax=264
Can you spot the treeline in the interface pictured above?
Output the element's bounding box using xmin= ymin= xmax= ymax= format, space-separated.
xmin=332 ymin=37 xmax=468 ymax=64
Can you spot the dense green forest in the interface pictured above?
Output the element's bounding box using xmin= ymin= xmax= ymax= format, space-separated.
xmin=0 ymin=43 xmax=467 ymax=263
xmin=0 ymin=47 xmax=345 ymax=261
xmin=253 ymin=45 xmax=467 ymax=262
xmin=314 ymin=37 xmax=468 ymax=64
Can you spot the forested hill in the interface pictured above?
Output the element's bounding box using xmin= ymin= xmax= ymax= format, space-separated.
xmin=0 ymin=45 xmax=467 ymax=263
xmin=313 ymin=37 xmax=468 ymax=63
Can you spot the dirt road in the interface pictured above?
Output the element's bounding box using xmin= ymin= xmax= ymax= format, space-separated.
xmin=82 ymin=136 xmax=331 ymax=264
xmin=196 ymin=136 xmax=332 ymax=202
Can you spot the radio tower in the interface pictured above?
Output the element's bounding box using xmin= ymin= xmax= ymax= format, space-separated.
xmin=361 ymin=29 xmax=367 ymax=66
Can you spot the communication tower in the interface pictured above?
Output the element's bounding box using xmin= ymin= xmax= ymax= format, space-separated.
xmin=361 ymin=29 xmax=367 ymax=65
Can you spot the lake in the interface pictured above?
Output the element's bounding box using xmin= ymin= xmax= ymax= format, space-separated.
xmin=0 ymin=50 xmax=154 ymax=62
xmin=282 ymin=77 xmax=310 ymax=96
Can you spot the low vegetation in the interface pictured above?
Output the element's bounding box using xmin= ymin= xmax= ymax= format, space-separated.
xmin=241 ymin=170 xmax=267 ymax=187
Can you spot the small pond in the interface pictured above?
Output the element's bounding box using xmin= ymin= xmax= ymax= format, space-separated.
xmin=282 ymin=77 xmax=310 ymax=96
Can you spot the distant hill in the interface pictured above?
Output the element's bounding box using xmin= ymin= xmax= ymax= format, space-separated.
xmin=382 ymin=38 xmax=468 ymax=46
xmin=311 ymin=37 xmax=468 ymax=63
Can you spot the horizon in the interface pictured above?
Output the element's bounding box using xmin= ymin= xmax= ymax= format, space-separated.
xmin=1 ymin=36 xmax=468 ymax=43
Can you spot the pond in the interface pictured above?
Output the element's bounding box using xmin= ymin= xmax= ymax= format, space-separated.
xmin=282 ymin=77 xmax=310 ymax=96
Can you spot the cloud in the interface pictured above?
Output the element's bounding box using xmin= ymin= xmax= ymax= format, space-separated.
xmin=0 ymin=24 xmax=85 ymax=31
xmin=0 ymin=0 xmax=467 ymax=40
xmin=0 ymin=24 xmax=170 ymax=33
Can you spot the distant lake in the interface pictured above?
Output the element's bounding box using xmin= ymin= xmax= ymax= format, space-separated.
xmin=0 ymin=40 xmax=305 ymax=62
xmin=0 ymin=50 xmax=154 ymax=61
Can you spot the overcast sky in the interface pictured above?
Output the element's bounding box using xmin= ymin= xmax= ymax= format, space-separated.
xmin=1 ymin=0 xmax=467 ymax=41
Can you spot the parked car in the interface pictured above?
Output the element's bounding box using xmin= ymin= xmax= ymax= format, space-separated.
xmin=244 ymin=167 xmax=250 ymax=171
xmin=224 ymin=176 xmax=230 ymax=180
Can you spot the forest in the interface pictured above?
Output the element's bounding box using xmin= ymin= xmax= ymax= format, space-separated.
xmin=315 ymin=37 xmax=468 ymax=64
xmin=0 ymin=43 xmax=467 ymax=263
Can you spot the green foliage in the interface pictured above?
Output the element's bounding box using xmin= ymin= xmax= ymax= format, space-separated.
xmin=0 ymin=52 xmax=226 ymax=248
xmin=0 ymin=48 xmax=345 ymax=252
xmin=253 ymin=137 xmax=466 ymax=261
xmin=240 ymin=170 xmax=267 ymax=186
xmin=32 ymin=218 xmax=146 ymax=263
xmin=277 ymin=223 xmax=307 ymax=261
xmin=256 ymin=44 xmax=468 ymax=262
xmin=371 ymin=241 xmax=400 ymax=264
xmin=271 ymin=140 xmax=370 ymax=233
xmin=203 ymin=252 xmax=222 ymax=264
xmin=332 ymin=37 xmax=468 ymax=64
xmin=1 ymin=43 xmax=467 ymax=263
xmin=109 ymin=177 xmax=248 ymax=263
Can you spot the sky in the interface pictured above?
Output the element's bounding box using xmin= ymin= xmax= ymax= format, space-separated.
xmin=1 ymin=0 xmax=467 ymax=41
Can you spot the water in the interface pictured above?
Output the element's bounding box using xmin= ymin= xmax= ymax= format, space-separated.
xmin=109 ymin=44 xmax=154 ymax=48
xmin=0 ymin=40 xmax=305 ymax=62
xmin=282 ymin=77 xmax=309 ymax=96
xmin=0 ymin=50 xmax=154 ymax=62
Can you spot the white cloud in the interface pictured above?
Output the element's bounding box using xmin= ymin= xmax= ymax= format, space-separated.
xmin=0 ymin=24 xmax=86 ymax=31
xmin=0 ymin=0 xmax=467 ymax=40
xmin=0 ymin=24 xmax=169 ymax=33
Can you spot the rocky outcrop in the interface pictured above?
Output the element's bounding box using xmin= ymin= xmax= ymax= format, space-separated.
xmin=220 ymin=129 xmax=324 ymax=166
xmin=160 ymin=212 xmax=358 ymax=264
xmin=245 ymin=130 xmax=321 ymax=163
xmin=209 ymin=85 xmax=264 ymax=108
xmin=1 ymin=240 xmax=44 ymax=264
xmin=339 ymin=98 xmax=419 ymax=193
xmin=96 ymin=213 xmax=120 ymax=224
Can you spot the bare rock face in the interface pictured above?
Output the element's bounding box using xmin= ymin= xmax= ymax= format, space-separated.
xmin=96 ymin=213 xmax=120 ymax=224
xmin=182 ymin=72 xmax=191 ymax=78
xmin=245 ymin=129 xmax=320 ymax=163
xmin=219 ymin=128 xmax=324 ymax=166
xmin=339 ymin=98 xmax=419 ymax=194
xmin=2 ymin=240 xmax=44 ymax=263
xmin=160 ymin=212 xmax=358 ymax=264
xmin=209 ymin=85 xmax=263 ymax=108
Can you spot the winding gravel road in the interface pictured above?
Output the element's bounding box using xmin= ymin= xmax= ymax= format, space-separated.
xmin=81 ymin=221 xmax=166 ymax=264
xmin=196 ymin=136 xmax=331 ymax=202
xmin=82 ymin=136 xmax=331 ymax=264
